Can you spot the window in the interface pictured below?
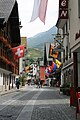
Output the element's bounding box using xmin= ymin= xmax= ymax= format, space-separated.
xmin=3 ymin=74 xmax=5 ymax=85
xmin=65 ymin=22 xmax=68 ymax=33
xmin=69 ymin=49 xmax=71 ymax=58
xmin=78 ymin=0 xmax=80 ymax=18
xmin=1 ymin=73 xmax=2 ymax=77
xmin=62 ymin=26 xmax=65 ymax=38
xmin=7 ymin=75 xmax=8 ymax=85
xmin=66 ymin=46 xmax=68 ymax=60
xmin=63 ymin=50 xmax=65 ymax=63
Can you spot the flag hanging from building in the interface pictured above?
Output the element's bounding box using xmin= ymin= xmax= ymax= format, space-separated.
xmin=55 ymin=59 xmax=62 ymax=68
xmin=25 ymin=66 xmax=30 ymax=73
xmin=30 ymin=0 xmax=48 ymax=24
xmin=12 ymin=45 xmax=24 ymax=59
xmin=49 ymin=44 xmax=59 ymax=59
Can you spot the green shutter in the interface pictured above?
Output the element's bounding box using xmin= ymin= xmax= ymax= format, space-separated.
xmin=78 ymin=0 xmax=80 ymax=18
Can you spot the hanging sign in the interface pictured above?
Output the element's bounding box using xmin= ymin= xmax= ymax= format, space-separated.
xmin=59 ymin=0 xmax=68 ymax=19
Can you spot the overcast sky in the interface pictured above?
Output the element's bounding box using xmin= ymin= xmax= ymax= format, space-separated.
xmin=17 ymin=0 xmax=59 ymax=38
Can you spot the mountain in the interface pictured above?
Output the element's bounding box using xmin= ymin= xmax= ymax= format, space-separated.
xmin=26 ymin=48 xmax=43 ymax=59
xmin=25 ymin=48 xmax=43 ymax=65
xmin=27 ymin=26 xmax=57 ymax=49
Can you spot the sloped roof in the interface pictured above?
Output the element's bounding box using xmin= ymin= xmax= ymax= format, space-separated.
xmin=0 ymin=0 xmax=16 ymax=22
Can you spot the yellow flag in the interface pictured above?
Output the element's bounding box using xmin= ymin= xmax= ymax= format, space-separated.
xmin=25 ymin=66 xmax=30 ymax=73
xmin=55 ymin=59 xmax=62 ymax=68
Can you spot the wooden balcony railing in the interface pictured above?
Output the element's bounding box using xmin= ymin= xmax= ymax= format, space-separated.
xmin=0 ymin=47 xmax=18 ymax=74
xmin=0 ymin=32 xmax=19 ymax=75
xmin=0 ymin=33 xmax=12 ymax=48
xmin=0 ymin=36 xmax=8 ymax=44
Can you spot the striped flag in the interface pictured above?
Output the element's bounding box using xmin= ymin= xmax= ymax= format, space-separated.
xmin=39 ymin=0 xmax=48 ymax=24
xmin=30 ymin=0 xmax=48 ymax=24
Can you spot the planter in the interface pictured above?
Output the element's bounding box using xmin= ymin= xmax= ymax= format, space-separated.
xmin=63 ymin=88 xmax=70 ymax=96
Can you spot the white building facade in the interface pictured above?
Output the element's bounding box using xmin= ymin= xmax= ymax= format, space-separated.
xmin=56 ymin=0 xmax=80 ymax=106
xmin=69 ymin=0 xmax=80 ymax=87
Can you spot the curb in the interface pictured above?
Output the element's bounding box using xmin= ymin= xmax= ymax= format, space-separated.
xmin=0 ymin=89 xmax=16 ymax=96
xmin=0 ymin=85 xmax=28 ymax=96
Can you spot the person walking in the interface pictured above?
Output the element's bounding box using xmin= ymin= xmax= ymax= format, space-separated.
xmin=36 ymin=78 xmax=41 ymax=88
xmin=15 ymin=78 xmax=20 ymax=89
xmin=38 ymin=79 xmax=41 ymax=88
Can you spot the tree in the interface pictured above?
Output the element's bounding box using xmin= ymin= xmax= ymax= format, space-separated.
xmin=19 ymin=75 xmax=26 ymax=86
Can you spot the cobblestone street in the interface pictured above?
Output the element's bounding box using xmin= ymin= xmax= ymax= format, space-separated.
xmin=0 ymin=85 xmax=80 ymax=120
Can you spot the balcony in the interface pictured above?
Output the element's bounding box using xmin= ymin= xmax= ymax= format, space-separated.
xmin=0 ymin=47 xmax=18 ymax=74
xmin=0 ymin=33 xmax=19 ymax=75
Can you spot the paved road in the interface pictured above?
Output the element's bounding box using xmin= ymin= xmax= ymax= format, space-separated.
xmin=0 ymin=85 xmax=79 ymax=120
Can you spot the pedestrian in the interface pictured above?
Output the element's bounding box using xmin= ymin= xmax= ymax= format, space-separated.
xmin=15 ymin=78 xmax=20 ymax=89
xmin=36 ymin=78 xmax=41 ymax=88
xmin=50 ymin=80 xmax=52 ymax=87
xmin=38 ymin=81 xmax=41 ymax=88
xmin=40 ymin=80 xmax=43 ymax=88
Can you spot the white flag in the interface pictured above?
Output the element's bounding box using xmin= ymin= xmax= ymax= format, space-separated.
xmin=30 ymin=0 xmax=48 ymax=24
xmin=30 ymin=0 xmax=40 ymax=22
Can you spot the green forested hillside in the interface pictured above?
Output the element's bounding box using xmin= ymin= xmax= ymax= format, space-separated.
xmin=26 ymin=26 xmax=57 ymax=65
xmin=25 ymin=48 xmax=43 ymax=65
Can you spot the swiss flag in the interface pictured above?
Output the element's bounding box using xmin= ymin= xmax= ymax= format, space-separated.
xmin=12 ymin=45 xmax=24 ymax=59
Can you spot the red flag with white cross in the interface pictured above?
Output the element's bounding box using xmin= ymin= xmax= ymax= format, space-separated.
xmin=12 ymin=45 xmax=24 ymax=59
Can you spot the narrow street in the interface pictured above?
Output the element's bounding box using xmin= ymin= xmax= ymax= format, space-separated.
xmin=0 ymin=85 xmax=79 ymax=120
xmin=0 ymin=0 xmax=80 ymax=119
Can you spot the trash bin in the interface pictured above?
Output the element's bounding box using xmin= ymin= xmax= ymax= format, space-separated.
xmin=76 ymin=92 xmax=80 ymax=118
xmin=77 ymin=92 xmax=80 ymax=113
xmin=78 ymin=98 xmax=80 ymax=113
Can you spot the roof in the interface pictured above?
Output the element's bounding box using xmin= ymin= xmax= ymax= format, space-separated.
xmin=0 ymin=0 xmax=16 ymax=23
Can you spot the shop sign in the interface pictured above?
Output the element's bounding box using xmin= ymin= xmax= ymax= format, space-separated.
xmin=59 ymin=0 xmax=68 ymax=19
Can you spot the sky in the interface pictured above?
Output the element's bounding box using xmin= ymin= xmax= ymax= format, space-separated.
xmin=17 ymin=0 xmax=59 ymax=38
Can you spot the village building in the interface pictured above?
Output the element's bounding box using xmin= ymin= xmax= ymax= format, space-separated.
xmin=56 ymin=0 xmax=80 ymax=106
xmin=0 ymin=0 xmax=21 ymax=91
